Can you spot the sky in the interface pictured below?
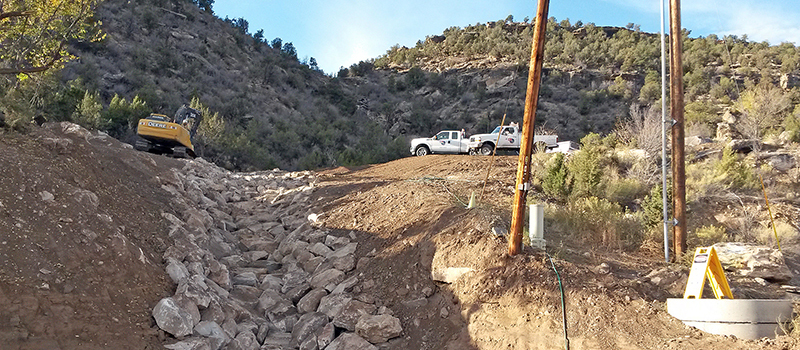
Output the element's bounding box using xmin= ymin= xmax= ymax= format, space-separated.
xmin=213 ymin=0 xmax=800 ymax=74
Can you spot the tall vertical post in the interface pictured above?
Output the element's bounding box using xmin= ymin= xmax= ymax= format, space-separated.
xmin=660 ymin=0 xmax=669 ymax=263
xmin=509 ymin=0 xmax=550 ymax=256
xmin=669 ymin=0 xmax=687 ymax=258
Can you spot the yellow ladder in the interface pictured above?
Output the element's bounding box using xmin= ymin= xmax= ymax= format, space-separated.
xmin=683 ymin=246 xmax=734 ymax=299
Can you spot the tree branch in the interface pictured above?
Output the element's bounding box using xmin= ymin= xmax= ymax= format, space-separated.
xmin=0 ymin=42 xmax=63 ymax=75
xmin=0 ymin=10 xmax=31 ymax=21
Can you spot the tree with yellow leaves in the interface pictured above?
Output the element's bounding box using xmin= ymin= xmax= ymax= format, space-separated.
xmin=0 ymin=0 xmax=104 ymax=75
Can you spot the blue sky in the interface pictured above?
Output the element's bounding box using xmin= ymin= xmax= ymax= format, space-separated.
xmin=214 ymin=0 xmax=800 ymax=74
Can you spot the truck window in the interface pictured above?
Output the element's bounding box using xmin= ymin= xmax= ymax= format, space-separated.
xmin=502 ymin=127 xmax=514 ymax=135
xmin=451 ymin=132 xmax=458 ymax=139
xmin=491 ymin=126 xmax=501 ymax=134
xmin=436 ymin=132 xmax=449 ymax=140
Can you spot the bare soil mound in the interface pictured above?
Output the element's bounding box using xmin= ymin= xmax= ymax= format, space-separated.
xmin=314 ymin=155 xmax=798 ymax=350
xmin=0 ymin=123 xmax=183 ymax=349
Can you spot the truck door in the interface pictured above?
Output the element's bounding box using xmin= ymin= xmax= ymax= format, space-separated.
xmin=446 ymin=131 xmax=466 ymax=153
xmin=430 ymin=131 xmax=450 ymax=152
xmin=497 ymin=126 xmax=518 ymax=148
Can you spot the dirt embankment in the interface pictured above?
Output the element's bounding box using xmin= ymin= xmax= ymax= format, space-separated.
xmin=0 ymin=124 xmax=798 ymax=350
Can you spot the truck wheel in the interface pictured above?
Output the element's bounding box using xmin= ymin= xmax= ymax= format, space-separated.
xmin=415 ymin=146 xmax=430 ymax=156
xmin=468 ymin=148 xmax=477 ymax=156
xmin=480 ymin=143 xmax=494 ymax=156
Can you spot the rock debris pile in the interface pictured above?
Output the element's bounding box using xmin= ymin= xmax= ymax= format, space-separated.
xmin=152 ymin=159 xmax=401 ymax=350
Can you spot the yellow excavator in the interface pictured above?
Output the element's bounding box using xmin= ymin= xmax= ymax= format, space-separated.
xmin=135 ymin=105 xmax=202 ymax=158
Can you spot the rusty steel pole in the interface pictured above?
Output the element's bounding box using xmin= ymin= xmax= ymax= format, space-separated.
xmin=669 ymin=0 xmax=687 ymax=258
xmin=509 ymin=0 xmax=549 ymax=256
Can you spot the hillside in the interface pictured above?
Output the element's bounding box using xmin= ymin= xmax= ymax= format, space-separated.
xmin=3 ymin=0 xmax=796 ymax=172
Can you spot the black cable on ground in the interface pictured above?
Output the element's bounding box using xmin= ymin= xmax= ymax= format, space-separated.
xmin=546 ymin=252 xmax=570 ymax=350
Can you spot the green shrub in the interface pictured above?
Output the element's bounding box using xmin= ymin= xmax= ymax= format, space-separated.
xmin=714 ymin=147 xmax=758 ymax=190
xmin=567 ymin=133 xmax=605 ymax=198
xmin=604 ymin=176 xmax=646 ymax=207
xmin=690 ymin=225 xmax=727 ymax=247
xmin=72 ymin=90 xmax=103 ymax=130
xmin=552 ymin=196 xmax=643 ymax=248
xmin=641 ymin=184 xmax=671 ymax=228
xmin=542 ymin=152 xmax=570 ymax=201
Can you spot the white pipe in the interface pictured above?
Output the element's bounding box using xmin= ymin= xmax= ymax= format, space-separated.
xmin=660 ymin=0 xmax=670 ymax=262
xmin=529 ymin=204 xmax=545 ymax=249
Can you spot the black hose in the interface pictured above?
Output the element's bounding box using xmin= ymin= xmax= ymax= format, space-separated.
xmin=546 ymin=252 xmax=570 ymax=350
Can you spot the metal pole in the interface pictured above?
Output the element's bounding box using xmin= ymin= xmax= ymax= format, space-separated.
xmin=660 ymin=0 xmax=669 ymax=263
xmin=669 ymin=0 xmax=687 ymax=258
xmin=509 ymin=0 xmax=549 ymax=256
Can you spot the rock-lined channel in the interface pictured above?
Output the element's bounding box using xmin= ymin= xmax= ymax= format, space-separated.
xmin=152 ymin=159 xmax=401 ymax=350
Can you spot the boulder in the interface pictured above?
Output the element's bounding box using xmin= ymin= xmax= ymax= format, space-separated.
xmin=333 ymin=300 xmax=376 ymax=331
xmin=310 ymin=268 xmax=344 ymax=290
xmin=193 ymin=321 xmax=229 ymax=350
xmin=325 ymin=333 xmax=377 ymax=350
xmin=297 ymin=288 xmax=328 ymax=314
xmin=164 ymin=337 xmax=212 ymax=350
xmin=355 ymin=314 xmax=402 ymax=344
xmin=317 ymin=293 xmax=351 ymax=318
xmin=227 ymin=330 xmax=258 ymax=350
xmin=166 ymin=258 xmax=190 ymax=285
xmin=713 ymin=242 xmax=793 ymax=282
xmin=291 ymin=312 xmax=328 ymax=347
xmin=315 ymin=322 xmax=335 ymax=349
xmin=153 ymin=297 xmax=196 ymax=337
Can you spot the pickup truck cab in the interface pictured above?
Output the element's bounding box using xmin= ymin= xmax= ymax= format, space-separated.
xmin=468 ymin=125 xmax=558 ymax=155
xmin=410 ymin=130 xmax=469 ymax=156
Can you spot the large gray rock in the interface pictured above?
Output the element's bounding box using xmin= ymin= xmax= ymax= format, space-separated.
xmin=257 ymin=289 xmax=293 ymax=315
xmin=153 ymin=297 xmax=196 ymax=337
xmin=260 ymin=275 xmax=283 ymax=291
xmin=355 ymin=314 xmax=402 ymax=344
xmin=317 ymin=293 xmax=351 ymax=318
xmin=194 ymin=321 xmax=229 ymax=350
xmin=176 ymin=276 xmax=212 ymax=308
xmin=232 ymin=271 xmax=258 ymax=286
xmin=324 ymin=333 xmax=376 ymax=350
xmin=166 ymin=258 xmax=190 ymax=285
xmin=207 ymin=260 xmax=231 ymax=290
xmin=310 ymin=269 xmax=344 ymax=290
xmin=714 ymin=242 xmax=793 ymax=282
xmin=309 ymin=242 xmax=334 ymax=257
xmin=200 ymin=299 xmax=226 ymax=324
xmin=297 ymin=288 xmax=328 ymax=314
xmin=291 ymin=312 xmax=328 ymax=347
xmin=315 ymin=322 xmax=335 ymax=349
xmin=227 ymin=330 xmax=258 ymax=350
xmin=281 ymin=269 xmax=311 ymax=294
xmin=328 ymin=243 xmax=357 ymax=259
xmin=333 ymin=300 xmax=376 ymax=331
xmin=164 ymin=337 xmax=212 ymax=350
xmin=285 ymin=282 xmax=312 ymax=304
xmin=261 ymin=332 xmax=292 ymax=349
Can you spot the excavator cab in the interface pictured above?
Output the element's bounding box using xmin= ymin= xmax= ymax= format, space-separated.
xmin=135 ymin=104 xmax=203 ymax=158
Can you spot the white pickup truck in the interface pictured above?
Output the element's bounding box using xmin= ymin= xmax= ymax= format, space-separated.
xmin=410 ymin=130 xmax=469 ymax=156
xmin=468 ymin=125 xmax=558 ymax=155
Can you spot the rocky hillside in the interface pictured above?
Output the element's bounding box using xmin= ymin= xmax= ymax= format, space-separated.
xmin=5 ymin=1 xmax=798 ymax=173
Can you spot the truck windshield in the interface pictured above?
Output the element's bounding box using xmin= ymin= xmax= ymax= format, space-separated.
xmin=491 ymin=126 xmax=501 ymax=134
